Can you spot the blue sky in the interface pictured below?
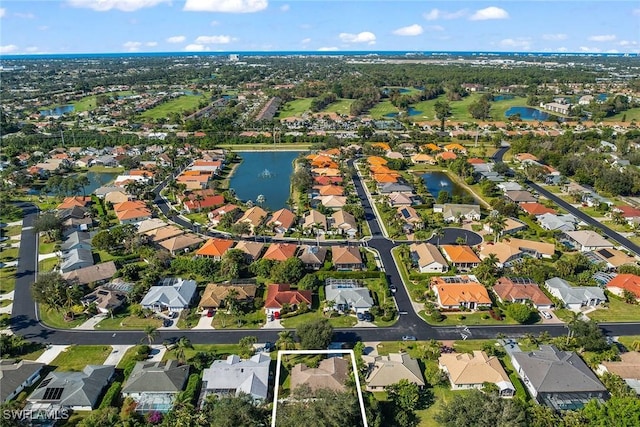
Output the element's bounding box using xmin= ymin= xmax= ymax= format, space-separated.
xmin=0 ymin=1 xmax=638 ymax=55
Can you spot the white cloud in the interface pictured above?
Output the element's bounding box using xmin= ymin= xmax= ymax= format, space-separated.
xmin=588 ymin=34 xmax=616 ymax=42
xmin=579 ymin=46 xmax=601 ymax=53
xmin=15 ymin=12 xmax=35 ymax=19
xmin=619 ymin=40 xmax=638 ymax=47
xmin=0 ymin=8 xmax=5 ymax=18
xmin=542 ymin=33 xmax=567 ymax=41
xmin=280 ymin=4 xmax=289 ymax=12
xmin=318 ymin=47 xmax=339 ymax=51
xmin=25 ymin=46 xmax=39 ymax=52
xmin=426 ymin=25 xmax=444 ymax=32
xmin=499 ymin=38 xmax=532 ymax=50
xmin=184 ymin=44 xmax=210 ymax=51
xmin=339 ymin=31 xmax=376 ymax=44
xmin=556 ymin=47 xmax=568 ymax=52
xmin=423 ymin=8 xmax=466 ymax=21
xmin=166 ymin=35 xmax=186 ymax=43
xmin=67 ymin=0 xmax=169 ymax=12
xmin=393 ymin=24 xmax=423 ymax=36
xmin=0 ymin=44 xmax=18 ymax=53
xmin=194 ymin=35 xmax=233 ymax=44
xmin=301 ymin=38 xmax=311 ymax=44
xmin=146 ymin=41 xmax=158 ymax=47
xmin=183 ymin=0 xmax=268 ymax=13
xmin=470 ymin=6 xmax=509 ymax=21
xmin=123 ymin=41 xmax=142 ymax=51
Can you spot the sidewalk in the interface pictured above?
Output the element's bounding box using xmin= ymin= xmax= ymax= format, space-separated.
xmin=103 ymin=345 xmax=133 ymax=366
xmin=74 ymin=314 xmax=107 ymax=330
xmin=6 ymin=220 xmax=23 ymax=227
xmin=35 ymin=345 xmax=69 ymax=364
xmin=38 ymin=252 xmax=58 ymax=262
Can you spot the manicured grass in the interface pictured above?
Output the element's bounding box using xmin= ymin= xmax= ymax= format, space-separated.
xmin=92 ymin=250 xmax=121 ymax=263
xmin=608 ymin=106 xmax=640 ymax=122
xmin=553 ymin=308 xmax=574 ymax=323
xmin=368 ymin=101 xmax=399 ymax=119
xmin=19 ymin=347 xmax=47 ymax=361
xmin=2 ymin=225 xmax=22 ymax=237
xmin=0 ymin=299 xmax=12 ymax=307
xmin=375 ymin=341 xmax=426 ymax=359
xmin=95 ymin=307 xmax=163 ymax=330
xmin=281 ymin=311 xmax=358 ymax=328
xmin=589 ymin=297 xmax=640 ymax=323
xmin=88 ymin=166 xmax=125 ymax=173
xmin=601 ymin=220 xmax=631 ymax=233
xmin=417 ymin=386 xmax=472 ymax=427
xmin=489 ymin=95 xmax=530 ymax=121
xmin=50 ymin=345 xmax=112 ymax=371
xmin=38 ymin=240 xmax=57 ymax=254
xmin=71 ymin=91 xmax=133 ymax=112
xmin=323 ymin=98 xmax=354 ymax=115
xmin=184 ymin=212 xmax=208 ymax=225
xmin=0 ymin=268 xmax=16 ymax=294
xmin=452 ymin=339 xmax=497 ymax=354
xmin=140 ymin=94 xmax=209 ymax=119
xmin=0 ymin=247 xmax=19 ymax=263
xmin=39 ymin=306 xmax=87 ymax=329
xmin=162 ymin=343 xmax=245 ymax=362
xmin=617 ymin=335 xmax=640 ymax=351
xmin=422 ymin=311 xmax=518 ymax=327
xmin=211 ymin=309 xmax=266 ymax=329
xmin=38 ymin=257 xmax=58 ymax=273
xmin=277 ymin=98 xmax=313 ymax=118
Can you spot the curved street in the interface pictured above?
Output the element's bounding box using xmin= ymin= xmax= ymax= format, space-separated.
xmin=8 ymin=150 xmax=640 ymax=346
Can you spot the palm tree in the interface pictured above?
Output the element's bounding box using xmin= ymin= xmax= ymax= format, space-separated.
xmin=487 ymin=214 xmax=507 ymax=242
xmin=256 ymin=194 xmax=266 ymax=207
xmin=194 ymin=193 xmax=205 ymax=213
xmin=173 ymin=336 xmax=193 ymax=364
xmin=77 ymin=175 xmax=90 ymax=198
xmin=433 ymin=228 xmax=445 ymax=246
xmin=143 ymin=325 xmax=158 ymax=345
xmin=276 ymin=331 xmax=296 ymax=351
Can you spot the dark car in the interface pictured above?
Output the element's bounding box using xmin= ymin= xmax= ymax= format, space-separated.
xmin=363 ymin=312 xmax=373 ymax=322
xmin=402 ymin=335 xmax=417 ymax=341
xmin=163 ymin=319 xmax=173 ymax=327
xmin=169 ymin=311 xmax=178 ymax=319
xmin=356 ymin=312 xmax=364 ymax=321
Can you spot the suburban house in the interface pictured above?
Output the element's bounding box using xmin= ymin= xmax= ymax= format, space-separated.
xmin=113 ymin=200 xmax=152 ymax=225
xmin=433 ymin=203 xmax=481 ymax=222
xmin=324 ymin=279 xmax=374 ymax=314
xmin=26 ymin=365 xmax=115 ymax=412
xmin=144 ymin=225 xmax=184 ymax=243
xmin=267 ymin=208 xmax=296 ymax=234
xmin=511 ymin=345 xmax=608 ymax=410
xmin=195 ymin=238 xmax=235 ymax=261
xmin=409 ymin=243 xmax=448 ymax=273
xmin=586 ymin=248 xmax=638 ymax=271
xmin=332 ymin=245 xmax=365 ymax=271
xmin=264 ymin=284 xmax=312 ymax=317
xmin=506 ymin=238 xmax=555 ymax=259
xmin=330 ymin=210 xmax=358 ymax=237
xmin=235 ymin=206 xmax=268 ymax=234
xmin=303 ymin=210 xmax=327 ymax=234
xmin=158 ymin=233 xmax=204 ymax=255
xmin=483 ymin=217 xmax=527 ymax=236
xmin=479 ymin=238 xmax=555 ymax=268
xmin=505 ymin=190 xmax=537 ymax=204
xmin=431 ymin=275 xmax=492 ymax=310
xmin=598 ymin=352 xmax=640 ymax=395
xmin=141 ymin=277 xmax=198 ymax=313
xmin=262 ymin=242 xmax=298 ymax=261
xmin=290 ymin=357 xmax=349 ymax=394
xmin=440 ymin=245 xmax=481 ymax=270
xmin=537 ymin=213 xmax=579 ymax=232
xmin=233 ymin=240 xmax=265 ymax=262
xmin=315 ymin=195 xmax=347 ymax=210
xmin=122 ymin=360 xmax=189 ymax=413
xmin=361 ymin=353 xmax=425 ymax=392
xmin=198 ymin=283 xmax=257 ymax=311
xmin=519 ymin=202 xmax=557 ymax=217
xmin=60 ymin=231 xmax=93 ymax=252
xmin=388 ymin=191 xmax=420 ymax=207
xmin=298 ymin=245 xmax=328 ymax=270
xmin=544 ymin=277 xmax=607 ymax=310
xmin=80 ymin=284 xmax=128 ymax=314
xmin=438 ymin=351 xmax=515 ymax=397
xmin=60 ymin=248 xmax=94 ymax=274
xmin=564 ymin=230 xmax=614 ymax=252
xmin=183 ymin=194 xmax=225 ymax=213
xmin=62 ymin=261 xmax=117 ymax=286
xmin=378 ymin=182 xmax=414 ymax=194
xmin=493 ymin=277 xmax=553 ymax=309
xmin=0 ymin=359 xmax=45 ymax=402
xmin=606 ymin=274 xmax=640 ymax=302
xmin=208 ymin=204 xmax=239 ymax=227
xmin=201 ymin=353 xmax=271 ymax=403
xmin=397 ymin=206 xmax=424 ymax=232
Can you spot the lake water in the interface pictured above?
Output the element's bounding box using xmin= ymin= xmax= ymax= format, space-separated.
xmin=422 ymin=171 xmax=466 ymax=199
xmin=37 ymin=171 xmax=120 ymax=196
xmin=385 ymin=107 xmax=423 ymax=118
xmin=504 ymin=106 xmax=549 ymax=121
xmin=40 ymin=105 xmax=75 ymax=116
xmin=493 ymin=95 xmax=514 ymax=101
xmin=229 ymin=151 xmax=301 ymax=210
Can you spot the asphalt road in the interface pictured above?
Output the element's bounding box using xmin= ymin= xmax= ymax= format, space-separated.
xmin=8 ymin=153 xmax=640 ymax=346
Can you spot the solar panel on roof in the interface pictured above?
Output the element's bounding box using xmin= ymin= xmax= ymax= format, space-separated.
xmin=43 ymin=387 xmax=64 ymax=400
xmin=401 ymin=209 xmax=410 ymax=219
xmin=598 ymin=249 xmax=614 ymax=259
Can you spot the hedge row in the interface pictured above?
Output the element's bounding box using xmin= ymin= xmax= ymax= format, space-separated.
xmin=179 ymin=373 xmax=200 ymax=406
xmin=99 ymin=381 xmax=122 ymax=409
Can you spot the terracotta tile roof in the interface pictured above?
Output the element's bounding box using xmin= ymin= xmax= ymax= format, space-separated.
xmin=267 ymin=208 xmax=297 ymax=230
xmin=311 ymin=167 xmax=342 ymax=177
xmin=264 ymin=284 xmax=312 ymax=309
xmin=444 ymin=143 xmax=466 ymax=152
xmin=116 ymin=208 xmax=152 ymax=221
xmin=196 ymin=238 xmax=235 ymax=257
xmin=441 ymin=245 xmax=481 ymax=264
xmin=433 ymin=281 xmax=491 ymax=306
xmin=367 ymin=156 xmax=388 ymax=166
xmin=615 ymin=206 xmax=640 ymax=218
xmin=519 ymin=202 xmax=557 ymax=216
xmin=318 ymin=185 xmax=345 ymax=196
xmin=313 ymin=176 xmax=343 ymax=186
xmin=332 ymin=245 xmax=363 ymax=265
xmin=371 ymin=142 xmax=391 ymax=152
xmin=373 ymin=173 xmax=399 ymax=183
xmin=422 ymin=143 xmax=441 ymax=152
xmin=606 ymin=274 xmax=640 ymax=298
xmin=183 ymin=195 xmax=225 ymax=211
xmin=57 ymin=196 xmax=92 ymax=210
xmin=234 ymin=241 xmax=265 ymax=260
xmin=198 ymin=283 xmax=257 ymax=309
xmin=290 ymin=357 xmax=349 ymax=393
xmin=494 ymin=277 xmax=553 ymax=306
xmin=437 ymin=151 xmax=457 ymax=161
xmin=113 ymin=200 xmax=147 ymax=212
xmin=262 ymin=243 xmax=298 ymax=261
xmin=438 ymin=351 xmax=511 ymax=387
xmin=237 ymin=206 xmax=268 ymax=227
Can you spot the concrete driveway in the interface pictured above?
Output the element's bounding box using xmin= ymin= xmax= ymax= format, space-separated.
xmin=103 ymin=345 xmax=133 ymax=366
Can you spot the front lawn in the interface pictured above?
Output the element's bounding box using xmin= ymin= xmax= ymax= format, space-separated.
xmin=553 ymin=308 xmax=574 ymax=322
xmin=2 ymin=225 xmax=22 ymax=237
xmin=38 ymin=240 xmax=58 ymax=254
xmin=50 ymin=345 xmax=112 ymax=371
xmin=617 ymin=335 xmax=640 ymax=351
xmin=280 ymin=311 xmax=357 ymax=328
xmin=588 ymin=297 xmax=640 ymax=323
xmin=0 ymin=267 xmax=16 ymax=294
xmin=38 ymin=257 xmax=58 ymax=273
xmin=211 ymin=309 xmax=266 ymax=329
xmin=0 ymin=247 xmax=19 ymax=263
xmin=0 ymin=299 xmax=11 ymax=307
xmin=95 ymin=308 xmax=162 ymax=330
xmin=375 ymin=341 xmax=425 ymax=359
xmin=420 ymin=309 xmax=519 ymax=326
xmin=39 ymin=306 xmax=87 ymax=329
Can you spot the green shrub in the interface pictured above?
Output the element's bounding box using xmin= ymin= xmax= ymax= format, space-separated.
xmin=178 ymin=373 xmax=200 ymax=406
xmin=431 ymin=310 xmax=445 ymax=322
xmin=99 ymin=381 xmax=122 ymax=409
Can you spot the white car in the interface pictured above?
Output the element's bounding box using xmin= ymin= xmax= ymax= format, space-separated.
xmin=540 ymin=311 xmax=552 ymax=320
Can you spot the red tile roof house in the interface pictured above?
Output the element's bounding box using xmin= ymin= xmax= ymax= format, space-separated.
xmin=606 ymin=274 xmax=640 ymax=302
xmin=262 ymin=243 xmax=298 ymax=262
xmin=266 ymin=208 xmax=297 ymax=234
xmin=183 ymin=194 xmax=225 ymax=213
xmin=264 ymin=284 xmax=312 ymax=317
xmin=493 ymin=277 xmax=554 ymax=310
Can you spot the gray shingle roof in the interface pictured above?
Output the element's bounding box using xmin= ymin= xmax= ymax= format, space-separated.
xmin=122 ymin=360 xmax=189 ymax=394
xmin=201 ymin=353 xmax=270 ymax=400
xmin=27 ymin=365 xmax=114 ymax=408
xmin=0 ymin=359 xmax=45 ymax=401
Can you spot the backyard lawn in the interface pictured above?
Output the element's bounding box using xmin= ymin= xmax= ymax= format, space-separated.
xmin=162 ymin=344 xmax=246 ymax=362
xmin=140 ymin=94 xmax=209 ymax=119
xmin=50 ymin=345 xmax=112 ymax=371
xmin=38 ymin=240 xmax=57 ymax=255
xmin=416 ymin=386 xmax=472 ymax=427
xmin=588 ymin=297 xmax=640 ymax=323
xmin=277 ymin=98 xmax=313 ymax=118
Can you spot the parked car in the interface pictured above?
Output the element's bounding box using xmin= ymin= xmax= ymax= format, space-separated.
xmin=389 ymin=285 xmax=397 ymax=294
xmin=402 ymin=335 xmax=417 ymax=341
xmin=540 ymin=311 xmax=552 ymax=320
xmin=169 ymin=311 xmax=178 ymax=319
xmin=206 ymin=309 xmax=214 ymax=317
xmin=363 ymin=312 xmax=373 ymax=322
xmin=163 ymin=319 xmax=172 ymax=327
